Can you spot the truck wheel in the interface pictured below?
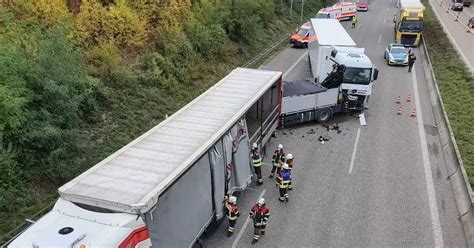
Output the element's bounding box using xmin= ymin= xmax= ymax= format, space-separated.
xmin=316 ymin=108 xmax=332 ymax=123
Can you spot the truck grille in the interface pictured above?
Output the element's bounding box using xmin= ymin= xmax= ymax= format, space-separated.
xmin=401 ymin=34 xmax=417 ymax=46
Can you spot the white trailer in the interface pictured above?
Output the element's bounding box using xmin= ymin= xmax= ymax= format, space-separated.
xmin=6 ymin=68 xmax=283 ymax=248
xmin=309 ymin=18 xmax=356 ymax=83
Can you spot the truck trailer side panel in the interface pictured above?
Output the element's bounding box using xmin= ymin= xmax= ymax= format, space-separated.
xmin=282 ymin=94 xmax=318 ymax=114
xmin=225 ymin=118 xmax=252 ymax=191
xmin=145 ymin=154 xmax=214 ymax=248
xmin=209 ymin=139 xmax=226 ymax=220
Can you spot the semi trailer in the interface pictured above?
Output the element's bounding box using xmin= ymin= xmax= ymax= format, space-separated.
xmin=5 ymin=68 xmax=283 ymax=248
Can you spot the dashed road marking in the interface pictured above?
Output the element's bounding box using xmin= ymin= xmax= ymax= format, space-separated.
xmin=348 ymin=128 xmax=361 ymax=174
xmin=231 ymin=189 xmax=266 ymax=248
xmin=283 ymin=51 xmax=308 ymax=78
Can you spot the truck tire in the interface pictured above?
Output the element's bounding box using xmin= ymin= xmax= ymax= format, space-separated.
xmin=316 ymin=108 xmax=333 ymax=123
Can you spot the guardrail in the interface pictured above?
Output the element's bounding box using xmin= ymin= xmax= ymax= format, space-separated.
xmin=435 ymin=0 xmax=473 ymax=33
xmin=420 ymin=36 xmax=474 ymax=246
xmin=242 ymin=33 xmax=291 ymax=68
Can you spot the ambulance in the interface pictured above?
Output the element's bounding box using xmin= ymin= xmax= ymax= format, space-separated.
xmin=289 ymin=22 xmax=317 ymax=48
xmin=315 ymin=2 xmax=357 ymax=21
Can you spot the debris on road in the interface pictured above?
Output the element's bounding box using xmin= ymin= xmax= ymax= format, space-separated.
xmin=359 ymin=113 xmax=366 ymax=126
xmin=322 ymin=123 xmax=342 ymax=133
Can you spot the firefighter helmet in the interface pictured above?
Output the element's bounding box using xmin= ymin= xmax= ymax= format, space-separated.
xmin=278 ymin=144 xmax=283 ymax=150
xmin=257 ymin=198 xmax=265 ymax=206
xmin=286 ymin=153 xmax=293 ymax=160
xmin=229 ymin=196 xmax=237 ymax=204
xmin=282 ymin=163 xmax=289 ymax=170
xmin=252 ymin=143 xmax=258 ymax=149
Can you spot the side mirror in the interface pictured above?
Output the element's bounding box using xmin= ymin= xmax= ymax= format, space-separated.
xmin=373 ymin=68 xmax=379 ymax=81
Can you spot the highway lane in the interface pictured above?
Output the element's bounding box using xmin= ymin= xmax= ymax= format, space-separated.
xmin=429 ymin=0 xmax=474 ymax=72
xmin=201 ymin=0 xmax=466 ymax=246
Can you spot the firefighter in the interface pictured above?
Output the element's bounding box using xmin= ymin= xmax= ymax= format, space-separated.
xmin=249 ymin=198 xmax=270 ymax=244
xmin=269 ymin=144 xmax=285 ymax=178
xmin=277 ymin=163 xmax=291 ymax=202
xmin=352 ymin=15 xmax=358 ymax=28
xmin=286 ymin=153 xmax=295 ymax=190
xmin=251 ymin=143 xmax=263 ymax=185
xmin=224 ymin=195 xmax=240 ymax=237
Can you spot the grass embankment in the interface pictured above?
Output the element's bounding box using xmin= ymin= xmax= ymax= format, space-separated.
xmin=0 ymin=1 xmax=325 ymax=242
xmin=422 ymin=0 xmax=474 ymax=187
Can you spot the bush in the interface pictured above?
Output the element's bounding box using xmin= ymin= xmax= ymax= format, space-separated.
xmin=75 ymin=0 xmax=146 ymax=48
xmin=185 ymin=21 xmax=230 ymax=59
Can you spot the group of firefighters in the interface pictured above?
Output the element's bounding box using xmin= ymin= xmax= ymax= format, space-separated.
xmin=224 ymin=143 xmax=294 ymax=244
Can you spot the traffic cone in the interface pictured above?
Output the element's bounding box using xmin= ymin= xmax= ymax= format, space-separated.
xmin=396 ymin=96 xmax=401 ymax=104
xmin=406 ymin=94 xmax=412 ymax=102
xmin=410 ymin=108 xmax=416 ymax=117
xmin=396 ymin=106 xmax=402 ymax=115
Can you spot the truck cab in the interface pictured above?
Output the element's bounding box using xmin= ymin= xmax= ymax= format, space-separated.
xmin=328 ymin=47 xmax=378 ymax=97
xmin=6 ymin=198 xmax=151 ymax=248
xmin=394 ymin=0 xmax=425 ymax=46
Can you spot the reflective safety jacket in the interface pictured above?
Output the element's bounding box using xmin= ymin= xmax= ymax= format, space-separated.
xmin=225 ymin=201 xmax=240 ymax=221
xmin=272 ymin=149 xmax=285 ymax=167
xmin=277 ymin=169 xmax=291 ymax=189
xmin=249 ymin=204 xmax=270 ymax=225
xmin=251 ymin=150 xmax=262 ymax=168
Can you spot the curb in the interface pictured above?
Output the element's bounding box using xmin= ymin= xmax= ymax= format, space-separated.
xmin=420 ymin=37 xmax=474 ymax=246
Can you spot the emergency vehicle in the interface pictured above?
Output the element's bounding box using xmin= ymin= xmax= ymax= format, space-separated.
xmin=289 ymin=22 xmax=317 ymax=48
xmin=357 ymin=0 xmax=369 ymax=11
xmin=315 ymin=2 xmax=357 ymax=21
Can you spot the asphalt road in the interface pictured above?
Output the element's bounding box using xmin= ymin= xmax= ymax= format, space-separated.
xmin=429 ymin=0 xmax=474 ymax=72
xmin=201 ymin=0 xmax=467 ymax=247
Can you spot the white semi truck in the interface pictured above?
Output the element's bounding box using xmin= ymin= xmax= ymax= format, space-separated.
xmin=280 ymin=18 xmax=378 ymax=126
xmin=5 ymin=68 xmax=283 ymax=248
xmin=309 ymin=19 xmax=378 ymax=101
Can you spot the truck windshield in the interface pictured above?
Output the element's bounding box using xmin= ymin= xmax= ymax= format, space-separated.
xmin=343 ymin=67 xmax=372 ymax=85
xmin=399 ymin=19 xmax=423 ymax=32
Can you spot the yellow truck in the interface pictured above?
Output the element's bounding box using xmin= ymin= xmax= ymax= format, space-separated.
xmin=394 ymin=0 xmax=425 ymax=47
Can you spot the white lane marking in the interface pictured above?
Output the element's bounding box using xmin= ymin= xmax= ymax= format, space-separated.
xmin=411 ymin=67 xmax=444 ymax=247
xmin=232 ymin=189 xmax=266 ymax=248
xmin=348 ymin=128 xmax=361 ymax=174
xmin=383 ymin=18 xmax=386 ymax=24
xmin=387 ymin=7 xmax=389 ymax=11
xmin=378 ymin=34 xmax=382 ymax=44
xmin=357 ymin=24 xmax=362 ymax=31
xmin=283 ymin=51 xmax=308 ymax=78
